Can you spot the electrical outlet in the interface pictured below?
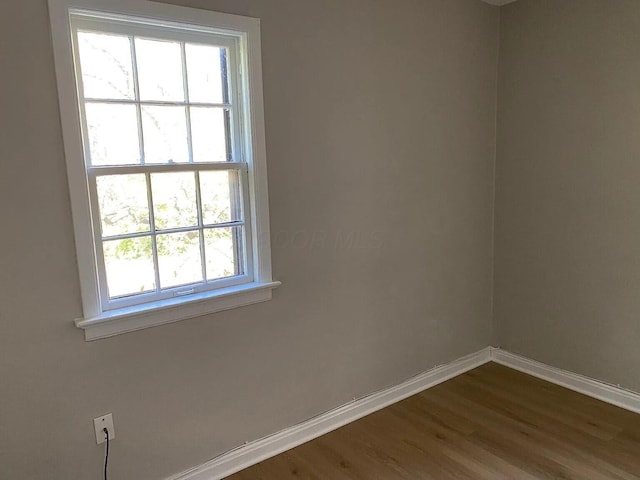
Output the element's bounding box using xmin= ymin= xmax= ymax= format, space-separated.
xmin=93 ymin=413 xmax=115 ymax=444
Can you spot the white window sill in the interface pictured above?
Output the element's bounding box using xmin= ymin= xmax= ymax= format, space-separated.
xmin=75 ymin=281 xmax=281 ymax=341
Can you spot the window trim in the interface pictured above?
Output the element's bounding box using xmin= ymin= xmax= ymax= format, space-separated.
xmin=48 ymin=0 xmax=278 ymax=340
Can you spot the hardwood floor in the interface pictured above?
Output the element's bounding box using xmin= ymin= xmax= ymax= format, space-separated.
xmin=227 ymin=362 xmax=640 ymax=479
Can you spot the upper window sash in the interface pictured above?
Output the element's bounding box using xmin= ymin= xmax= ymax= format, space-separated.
xmin=70 ymin=17 xmax=245 ymax=167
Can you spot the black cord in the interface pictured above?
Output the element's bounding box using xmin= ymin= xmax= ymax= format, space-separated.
xmin=103 ymin=428 xmax=109 ymax=480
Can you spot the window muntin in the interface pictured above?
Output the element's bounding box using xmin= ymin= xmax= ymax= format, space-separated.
xmin=71 ymin=16 xmax=253 ymax=311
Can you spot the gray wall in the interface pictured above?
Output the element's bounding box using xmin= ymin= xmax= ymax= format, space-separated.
xmin=495 ymin=0 xmax=640 ymax=392
xmin=0 ymin=0 xmax=499 ymax=478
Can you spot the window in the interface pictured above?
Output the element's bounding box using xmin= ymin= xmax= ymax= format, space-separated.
xmin=49 ymin=0 xmax=278 ymax=340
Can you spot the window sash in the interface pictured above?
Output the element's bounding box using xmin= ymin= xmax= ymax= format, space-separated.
xmin=71 ymin=18 xmax=244 ymax=167
xmin=87 ymin=162 xmax=254 ymax=310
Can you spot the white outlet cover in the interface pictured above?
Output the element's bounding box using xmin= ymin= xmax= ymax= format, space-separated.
xmin=93 ymin=413 xmax=115 ymax=444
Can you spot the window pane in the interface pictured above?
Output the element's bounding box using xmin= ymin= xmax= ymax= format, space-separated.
xmin=151 ymin=172 xmax=197 ymax=230
xmin=77 ymin=32 xmax=134 ymax=100
xmin=199 ymin=170 xmax=240 ymax=225
xmin=142 ymin=106 xmax=189 ymax=164
xmin=96 ymin=174 xmax=150 ymax=237
xmin=135 ymin=38 xmax=184 ymax=101
xmin=186 ymin=44 xmax=227 ymax=104
xmin=191 ymin=107 xmax=229 ymax=162
xmin=157 ymin=231 xmax=202 ymax=288
xmin=86 ymin=103 xmax=140 ymax=166
xmin=204 ymin=227 xmax=240 ymax=280
xmin=103 ymin=237 xmax=155 ymax=298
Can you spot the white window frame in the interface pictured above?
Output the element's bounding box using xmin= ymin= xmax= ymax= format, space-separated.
xmin=49 ymin=0 xmax=279 ymax=341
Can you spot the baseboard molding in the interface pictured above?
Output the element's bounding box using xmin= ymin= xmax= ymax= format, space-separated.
xmin=169 ymin=346 xmax=640 ymax=480
xmin=168 ymin=347 xmax=492 ymax=480
xmin=490 ymin=348 xmax=640 ymax=415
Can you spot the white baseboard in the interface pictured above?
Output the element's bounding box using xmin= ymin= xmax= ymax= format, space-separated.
xmin=169 ymin=346 xmax=640 ymax=480
xmin=490 ymin=348 xmax=640 ymax=415
xmin=168 ymin=347 xmax=492 ymax=480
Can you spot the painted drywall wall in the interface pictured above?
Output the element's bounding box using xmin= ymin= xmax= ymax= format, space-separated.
xmin=495 ymin=0 xmax=640 ymax=392
xmin=0 ymin=0 xmax=499 ymax=478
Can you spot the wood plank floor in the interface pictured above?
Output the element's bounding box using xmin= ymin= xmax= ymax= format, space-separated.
xmin=227 ymin=362 xmax=640 ymax=479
